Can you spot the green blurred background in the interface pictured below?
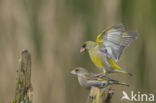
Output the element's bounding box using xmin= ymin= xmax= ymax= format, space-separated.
xmin=0 ymin=0 xmax=156 ymax=103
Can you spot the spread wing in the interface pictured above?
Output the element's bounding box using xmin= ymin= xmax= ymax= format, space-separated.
xmin=96 ymin=24 xmax=137 ymax=62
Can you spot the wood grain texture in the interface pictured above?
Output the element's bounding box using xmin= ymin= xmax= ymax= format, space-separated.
xmin=86 ymin=87 xmax=113 ymax=103
xmin=12 ymin=50 xmax=33 ymax=103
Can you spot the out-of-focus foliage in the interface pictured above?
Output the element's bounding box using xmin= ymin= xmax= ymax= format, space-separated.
xmin=0 ymin=0 xmax=156 ymax=103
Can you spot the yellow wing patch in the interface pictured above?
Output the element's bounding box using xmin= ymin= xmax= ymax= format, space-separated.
xmin=96 ymin=25 xmax=112 ymax=44
xmin=107 ymin=58 xmax=121 ymax=69
xmin=96 ymin=33 xmax=103 ymax=44
xmin=97 ymin=78 xmax=106 ymax=81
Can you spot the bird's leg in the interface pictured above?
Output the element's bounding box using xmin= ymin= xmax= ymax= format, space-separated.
xmin=93 ymin=68 xmax=107 ymax=77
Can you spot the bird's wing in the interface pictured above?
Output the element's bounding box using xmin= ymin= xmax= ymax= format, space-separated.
xmin=96 ymin=24 xmax=137 ymax=62
xmin=85 ymin=73 xmax=111 ymax=81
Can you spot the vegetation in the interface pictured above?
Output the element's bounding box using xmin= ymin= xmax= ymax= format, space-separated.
xmin=0 ymin=0 xmax=156 ymax=103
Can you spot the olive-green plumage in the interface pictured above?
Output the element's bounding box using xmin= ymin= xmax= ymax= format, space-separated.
xmin=80 ymin=24 xmax=137 ymax=76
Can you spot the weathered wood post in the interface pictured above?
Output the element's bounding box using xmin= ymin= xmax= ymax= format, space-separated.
xmin=12 ymin=50 xmax=33 ymax=103
xmin=86 ymin=87 xmax=113 ymax=103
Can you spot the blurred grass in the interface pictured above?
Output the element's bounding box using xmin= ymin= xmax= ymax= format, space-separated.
xmin=0 ymin=0 xmax=156 ymax=103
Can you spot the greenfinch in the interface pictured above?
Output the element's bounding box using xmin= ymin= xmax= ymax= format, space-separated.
xmin=71 ymin=67 xmax=129 ymax=89
xmin=80 ymin=24 xmax=137 ymax=76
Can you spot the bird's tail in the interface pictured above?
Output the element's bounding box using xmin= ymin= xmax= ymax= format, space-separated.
xmin=109 ymin=80 xmax=129 ymax=87
xmin=122 ymin=71 xmax=133 ymax=77
xmin=114 ymin=69 xmax=133 ymax=77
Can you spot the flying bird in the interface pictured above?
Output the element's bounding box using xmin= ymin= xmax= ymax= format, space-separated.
xmin=80 ymin=24 xmax=137 ymax=76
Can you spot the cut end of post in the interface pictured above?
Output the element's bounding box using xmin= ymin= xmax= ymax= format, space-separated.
xmin=86 ymin=87 xmax=114 ymax=103
xmin=12 ymin=49 xmax=33 ymax=103
xmin=21 ymin=49 xmax=31 ymax=58
xmin=22 ymin=49 xmax=29 ymax=54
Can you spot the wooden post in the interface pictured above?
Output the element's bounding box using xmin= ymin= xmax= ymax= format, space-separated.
xmin=11 ymin=50 xmax=33 ymax=103
xmin=86 ymin=87 xmax=113 ymax=103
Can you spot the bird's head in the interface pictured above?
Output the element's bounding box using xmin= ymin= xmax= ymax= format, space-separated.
xmin=71 ymin=67 xmax=88 ymax=76
xmin=80 ymin=41 xmax=96 ymax=53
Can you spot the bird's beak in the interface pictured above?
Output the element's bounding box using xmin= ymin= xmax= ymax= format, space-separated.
xmin=80 ymin=47 xmax=85 ymax=53
xmin=70 ymin=70 xmax=76 ymax=75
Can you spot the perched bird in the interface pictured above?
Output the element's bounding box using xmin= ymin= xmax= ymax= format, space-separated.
xmin=80 ymin=24 xmax=137 ymax=76
xmin=71 ymin=67 xmax=129 ymax=89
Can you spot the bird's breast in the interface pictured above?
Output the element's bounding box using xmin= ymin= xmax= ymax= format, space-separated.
xmin=78 ymin=76 xmax=89 ymax=88
xmin=88 ymin=49 xmax=105 ymax=68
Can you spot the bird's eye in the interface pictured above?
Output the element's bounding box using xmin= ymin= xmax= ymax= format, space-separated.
xmin=82 ymin=44 xmax=86 ymax=48
xmin=75 ymin=69 xmax=79 ymax=72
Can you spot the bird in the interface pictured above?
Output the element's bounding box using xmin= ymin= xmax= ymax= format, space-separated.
xmin=80 ymin=24 xmax=137 ymax=76
xmin=71 ymin=67 xmax=129 ymax=89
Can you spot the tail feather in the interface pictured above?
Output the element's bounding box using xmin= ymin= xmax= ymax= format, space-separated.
xmin=127 ymin=72 xmax=133 ymax=76
xmin=116 ymin=82 xmax=129 ymax=87
xmin=122 ymin=70 xmax=134 ymax=77
xmin=114 ymin=69 xmax=133 ymax=77
xmin=123 ymin=71 xmax=133 ymax=77
xmin=109 ymin=80 xmax=129 ymax=87
xmin=121 ymin=31 xmax=137 ymax=47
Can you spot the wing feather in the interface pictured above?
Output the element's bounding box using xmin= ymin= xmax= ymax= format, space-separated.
xmin=96 ymin=24 xmax=137 ymax=62
xmin=85 ymin=73 xmax=111 ymax=81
